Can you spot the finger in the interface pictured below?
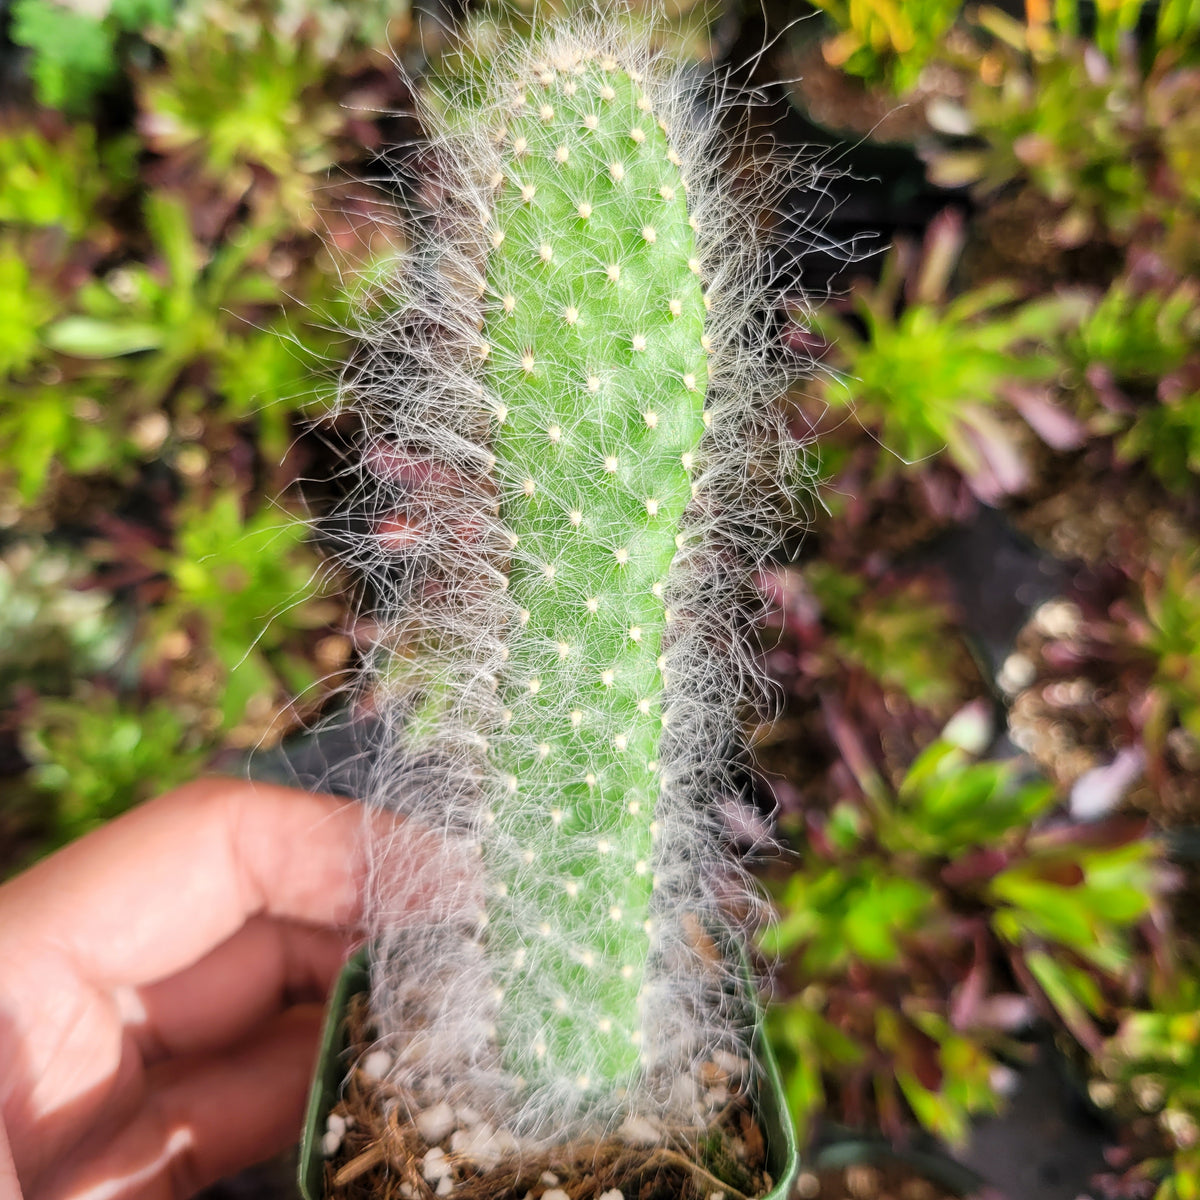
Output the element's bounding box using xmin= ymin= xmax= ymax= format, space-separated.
xmin=130 ymin=918 xmax=351 ymax=1065
xmin=39 ymin=1004 xmax=325 ymax=1200
xmin=0 ymin=1117 xmax=19 ymax=1200
xmin=0 ymin=778 xmax=380 ymax=988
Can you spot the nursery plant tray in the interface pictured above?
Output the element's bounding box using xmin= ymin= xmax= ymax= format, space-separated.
xmin=299 ymin=949 xmax=799 ymax=1200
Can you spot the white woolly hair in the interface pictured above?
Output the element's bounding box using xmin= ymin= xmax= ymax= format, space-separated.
xmin=330 ymin=3 xmax=821 ymax=1146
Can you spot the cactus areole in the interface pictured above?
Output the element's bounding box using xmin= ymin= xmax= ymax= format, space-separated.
xmin=353 ymin=20 xmax=799 ymax=1146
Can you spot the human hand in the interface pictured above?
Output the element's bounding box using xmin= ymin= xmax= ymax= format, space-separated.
xmin=0 ymin=779 xmax=371 ymax=1200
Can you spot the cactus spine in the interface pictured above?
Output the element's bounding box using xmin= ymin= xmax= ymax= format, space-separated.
xmin=351 ymin=13 xmax=801 ymax=1143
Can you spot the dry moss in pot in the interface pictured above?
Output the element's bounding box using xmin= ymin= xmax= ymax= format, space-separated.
xmin=302 ymin=11 xmax=814 ymax=1199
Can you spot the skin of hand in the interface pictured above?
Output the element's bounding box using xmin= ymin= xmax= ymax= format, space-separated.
xmin=0 ymin=778 xmax=384 ymax=1200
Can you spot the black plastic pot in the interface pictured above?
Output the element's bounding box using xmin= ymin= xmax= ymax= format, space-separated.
xmin=811 ymin=1135 xmax=987 ymax=1197
xmin=298 ymin=949 xmax=800 ymax=1200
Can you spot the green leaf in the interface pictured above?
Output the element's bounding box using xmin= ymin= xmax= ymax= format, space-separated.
xmin=11 ymin=0 xmax=177 ymax=113
xmin=892 ymin=739 xmax=1055 ymax=855
xmin=990 ymin=874 xmax=1096 ymax=949
xmin=826 ymin=801 xmax=864 ymax=852
xmin=10 ymin=0 xmax=117 ymax=113
xmin=42 ymin=317 xmax=164 ymax=358
xmin=3 ymin=390 xmax=68 ymax=503
xmin=219 ymin=649 xmax=274 ymax=728
xmin=144 ymin=194 xmax=200 ymax=304
xmin=161 ymin=494 xmax=325 ymax=714
xmin=896 ymin=1069 xmax=970 ymax=1145
xmin=843 ymin=876 xmax=936 ymax=963
xmin=0 ymin=124 xmax=127 ymax=237
xmin=24 ymin=688 xmax=205 ymax=845
xmin=110 ymin=0 xmax=175 ymax=27
xmin=1025 ymin=949 xmax=1105 ymax=1039
xmin=0 ymin=245 xmax=57 ymax=376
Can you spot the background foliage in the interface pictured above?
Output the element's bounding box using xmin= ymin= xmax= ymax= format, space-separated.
xmin=2 ymin=0 xmax=1200 ymax=1196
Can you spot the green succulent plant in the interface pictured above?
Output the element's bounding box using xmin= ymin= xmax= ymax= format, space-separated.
xmin=0 ymin=540 xmax=123 ymax=708
xmin=1069 ymin=278 xmax=1199 ymax=387
xmin=766 ymin=728 xmax=1160 ymax=1143
xmin=1139 ymin=548 xmax=1200 ymax=745
xmin=0 ymin=122 xmax=133 ymax=238
xmin=159 ymin=491 xmax=331 ymax=728
xmin=0 ymin=240 xmax=59 ymax=379
xmin=1120 ymin=394 xmax=1200 ymax=494
xmin=812 ymin=214 xmax=1083 ymax=498
xmin=138 ymin=8 xmax=345 ymax=224
xmin=22 ymin=687 xmax=203 ymax=846
xmin=925 ymin=10 xmax=1200 ymax=246
xmin=1073 ymin=278 xmax=1200 ymax=492
xmin=1049 ymin=0 xmax=1200 ymax=65
xmin=10 ymin=0 xmax=176 ymax=114
xmin=1099 ymin=972 xmax=1200 ymax=1200
xmin=43 ymin=195 xmax=284 ymax=397
xmin=801 ymin=563 xmax=968 ymax=708
xmin=0 ymin=192 xmax=316 ymax=506
xmin=806 ymin=0 xmax=960 ymax=92
xmin=927 ymin=13 xmax=1149 ymax=236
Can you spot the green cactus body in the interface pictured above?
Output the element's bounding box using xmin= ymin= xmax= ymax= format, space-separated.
xmin=481 ymin=57 xmax=707 ymax=1095
xmin=354 ymin=22 xmax=795 ymax=1138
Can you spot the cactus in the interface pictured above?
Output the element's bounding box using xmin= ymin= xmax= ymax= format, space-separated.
xmin=483 ymin=54 xmax=709 ymax=1094
xmin=345 ymin=13 xmax=805 ymax=1144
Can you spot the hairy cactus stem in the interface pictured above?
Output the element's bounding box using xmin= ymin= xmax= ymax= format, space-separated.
xmin=352 ymin=15 xmax=808 ymax=1144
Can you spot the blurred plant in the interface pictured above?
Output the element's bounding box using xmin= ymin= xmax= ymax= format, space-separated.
xmin=1000 ymin=574 xmax=1200 ymax=831
xmin=0 ymin=0 xmax=382 ymax=866
xmin=1068 ymin=275 xmax=1199 ymax=392
xmin=1138 ymin=548 xmax=1200 ymax=748
xmin=1036 ymin=0 xmax=1144 ymax=62
xmin=10 ymin=0 xmax=176 ymax=114
xmin=753 ymin=559 xmax=987 ymax=839
xmin=926 ymin=11 xmax=1147 ymax=241
xmin=0 ymin=540 xmax=123 ymax=707
xmin=1094 ymin=969 xmax=1200 ymax=1200
xmin=137 ymin=5 xmax=348 ymax=224
xmin=765 ymin=715 xmax=1161 ymax=1144
xmin=812 ymin=210 xmax=1085 ymax=501
xmin=21 ymin=687 xmax=204 ymax=845
xmin=44 ymin=195 xmax=283 ymax=391
xmin=1148 ymin=66 xmax=1200 ymax=250
xmin=0 ymin=498 xmax=338 ymax=843
xmin=927 ymin=10 xmax=1200 ymax=249
xmin=1120 ymin=392 xmax=1200 ymax=497
xmin=213 ymin=318 xmax=332 ymax=457
xmin=798 ymin=562 xmax=967 ymax=709
xmin=0 ymin=191 xmax=317 ymax=506
xmin=0 ymin=240 xmax=60 ymax=379
xmin=806 ymin=0 xmax=960 ymax=92
xmin=0 ymin=120 xmax=134 ymax=238
xmin=173 ymin=0 xmax=412 ymax=61
xmin=1037 ymin=0 xmax=1200 ymax=65
xmin=0 ymin=382 xmax=153 ymax=507
xmin=153 ymin=491 xmax=333 ymax=731
xmin=268 ymin=0 xmax=410 ymax=57
xmin=1156 ymin=0 xmax=1200 ymax=57
xmin=1062 ymin=268 xmax=1200 ymax=492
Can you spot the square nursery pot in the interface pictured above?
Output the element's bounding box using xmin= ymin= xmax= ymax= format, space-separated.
xmin=299 ymin=949 xmax=800 ymax=1200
